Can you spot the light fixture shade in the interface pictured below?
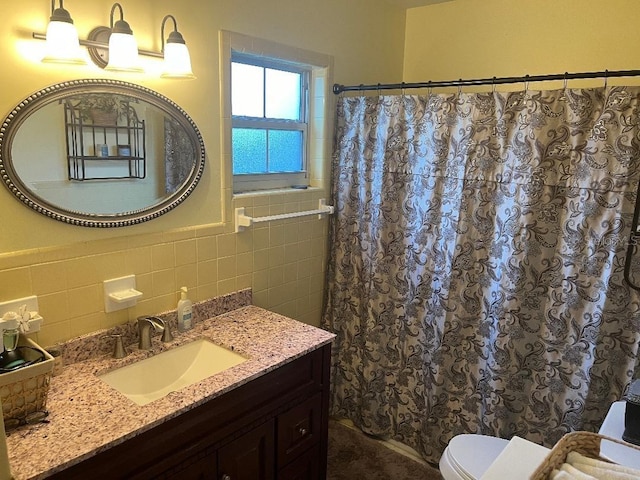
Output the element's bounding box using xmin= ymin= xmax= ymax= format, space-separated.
xmin=42 ymin=10 xmax=86 ymax=64
xmin=105 ymin=30 xmax=142 ymax=72
xmin=161 ymin=42 xmax=195 ymax=79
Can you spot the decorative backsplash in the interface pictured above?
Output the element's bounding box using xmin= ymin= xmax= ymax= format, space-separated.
xmin=56 ymin=289 xmax=252 ymax=365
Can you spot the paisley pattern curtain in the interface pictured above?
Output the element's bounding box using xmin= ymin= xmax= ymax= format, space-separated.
xmin=323 ymin=87 xmax=640 ymax=464
xmin=165 ymin=117 xmax=195 ymax=194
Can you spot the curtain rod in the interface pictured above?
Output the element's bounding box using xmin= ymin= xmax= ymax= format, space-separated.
xmin=332 ymin=68 xmax=640 ymax=95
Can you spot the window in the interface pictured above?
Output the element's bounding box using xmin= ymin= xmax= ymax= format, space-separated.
xmin=221 ymin=31 xmax=332 ymax=194
xmin=231 ymin=54 xmax=309 ymax=189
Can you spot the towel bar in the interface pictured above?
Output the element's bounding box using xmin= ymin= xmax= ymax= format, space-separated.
xmin=234 ymin=199 xmax=334 ymax=232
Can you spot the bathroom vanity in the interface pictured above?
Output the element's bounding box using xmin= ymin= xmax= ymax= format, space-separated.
xmin=4 ymin=295 xmax=334 ymax=480
xmin=52 ymin=345 xmax=330 ymax=479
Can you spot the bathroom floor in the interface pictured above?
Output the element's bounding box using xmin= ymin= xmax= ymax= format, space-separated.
xmin=326 ymin=419 xmax=442 ymax=479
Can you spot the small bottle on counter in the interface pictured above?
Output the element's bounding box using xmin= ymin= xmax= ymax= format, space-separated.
xmin=177 ymin=286 xmax=193 ymax=333
xmin=0 ymin=313 xmax=20 ymax=353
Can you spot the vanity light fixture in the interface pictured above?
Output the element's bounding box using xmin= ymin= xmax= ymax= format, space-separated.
xmin=160 ymin=15 xmax=195 ymax=79
xmin=32 ymin=3 xmax=196 ymax=78
xmin=104 ymin=3 xmax=142 ymax=72
xmin=41 ymin=0 xmax=86 ymax=64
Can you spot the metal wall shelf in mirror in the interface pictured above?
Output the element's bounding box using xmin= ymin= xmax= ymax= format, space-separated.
xmin=0 ymin=79 xmax=205 ymax=227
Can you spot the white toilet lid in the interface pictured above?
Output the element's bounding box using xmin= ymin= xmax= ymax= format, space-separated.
xmin=448 ymin=434 xmax=510 ymax=479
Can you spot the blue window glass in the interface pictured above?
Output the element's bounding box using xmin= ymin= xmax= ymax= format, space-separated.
xmin=268 ymin=130 xmax=303 ymax=172
xmin=232 ymin=128 xmax=267 ymax=174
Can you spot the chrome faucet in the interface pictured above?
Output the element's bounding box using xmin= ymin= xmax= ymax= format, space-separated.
xmin=137 ymin=316 xmax=173 ymax=350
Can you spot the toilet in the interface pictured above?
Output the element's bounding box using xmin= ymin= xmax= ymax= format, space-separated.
xmin=439 ymin=400 xmax=640 ymax=479
xmin=439 ymin=434 xmax=510 ymax=480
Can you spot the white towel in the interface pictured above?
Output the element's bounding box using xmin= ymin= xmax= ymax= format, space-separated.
xmin=549 ymin=463 xmax=598 ymax=480
xmin=566 ymin=451 xmax=640 ymax=480
xmin=551 ymin=469 xmax=575 ymax=479
xmin=557 ymin=463 xmax=597 ymax=479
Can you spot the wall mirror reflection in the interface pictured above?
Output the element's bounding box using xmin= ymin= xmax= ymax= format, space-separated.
xmin=0 ymin=79 xmax=205 ymax=227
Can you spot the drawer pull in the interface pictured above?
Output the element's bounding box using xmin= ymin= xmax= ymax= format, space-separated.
xmin=221 ymin=475 xmax=231 ymax=480
xmin=299 ymin=427 xmax=308 ymax=436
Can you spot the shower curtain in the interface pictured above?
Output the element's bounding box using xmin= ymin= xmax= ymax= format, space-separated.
xmin=323 ymin=87 xmax=640 ymax=464
xmin=164 ymin=117 xmax=195 ymax=194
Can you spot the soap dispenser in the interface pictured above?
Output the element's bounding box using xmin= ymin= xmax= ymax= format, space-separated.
xmin=177 ymin=286 xmax=193 ymax=333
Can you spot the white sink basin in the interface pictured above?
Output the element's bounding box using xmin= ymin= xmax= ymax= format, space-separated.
xmin=98 ymin=339 xmax=247 ymax=406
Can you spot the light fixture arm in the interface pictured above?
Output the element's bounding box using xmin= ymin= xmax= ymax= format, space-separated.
xmin=49 ymin=0 xmax=73 ymax=24
xmin=110 ymin=3 xmax=123 ymax=28
xmin=32 ymin=31 xmax=162 ymax=58
xmin=161 ymin=15 xmax=186 ymax=53
xmin=109 ymin=2 xmax=133 ymax=35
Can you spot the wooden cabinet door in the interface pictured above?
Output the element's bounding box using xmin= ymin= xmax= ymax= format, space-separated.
xmin=128 ymin=445 xmax=217 ymax=480
xmin=218 ymin=419 xmax=275 ymax=480
xmin=277 ymin=393 xmax=322 ymax=467
xmin=277 ymin=443 xmax=320 ymax=480
xmin=161 ymin=453 xmax=217 ymax=480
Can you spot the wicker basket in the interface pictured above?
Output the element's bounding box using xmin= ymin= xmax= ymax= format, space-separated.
xmin=0 ymin=336 xmax=53 ymax=425
xmin=89 ymin=108 xmax=118 ymax=125
xmin=530 ymin=431 xmax=640 ymax=479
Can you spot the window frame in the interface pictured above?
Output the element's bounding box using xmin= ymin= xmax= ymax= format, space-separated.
xmin=231 ymin=53 xmax=310 ymax=189
xmin=220 ymin=30 xmax=332 ymax=195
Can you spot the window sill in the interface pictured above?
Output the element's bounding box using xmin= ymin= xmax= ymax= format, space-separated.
xmin=233 ymin=185 xmax=323 ymax=198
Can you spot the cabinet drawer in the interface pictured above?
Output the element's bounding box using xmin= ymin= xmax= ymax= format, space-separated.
xmin=277 ymin=393 xmax=322 ymax=467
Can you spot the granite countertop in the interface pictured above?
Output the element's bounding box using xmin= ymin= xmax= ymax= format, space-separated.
xmin=4 ymin=301 xmax=334 ymax=480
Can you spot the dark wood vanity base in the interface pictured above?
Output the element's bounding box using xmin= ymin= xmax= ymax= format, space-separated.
xmin=49 ymin=344 xmax=331 ymax=480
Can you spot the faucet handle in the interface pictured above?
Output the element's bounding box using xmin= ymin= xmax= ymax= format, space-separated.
xmin=160 ymin=320 xmax=174 ymax=343
xmin=141 ymin=315 xmax=174 ymax=343
xmin=109 ymin=334 xmax=127 ymax=359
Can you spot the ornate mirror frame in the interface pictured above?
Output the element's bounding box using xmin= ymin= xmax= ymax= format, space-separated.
xmin=0 ymin=79 xmax=205 ymax=228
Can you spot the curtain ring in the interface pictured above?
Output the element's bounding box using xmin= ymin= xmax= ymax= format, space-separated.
xmin=492 ymin=76 xmax=496 ymax=94
xmin=524 ymin=74 xmax=530 ymax=95
xmin=604 ymin=69 xmax=609 ymax=89
xmin=458 ymin=79 xmax=462 ymax=96
xmin=563 ymin=72 xmax=568 ymax=90
xmin=377 ymin=83 xmax=382 ymax=97
xmin=401 ymin=81 xmax=406 ymax=96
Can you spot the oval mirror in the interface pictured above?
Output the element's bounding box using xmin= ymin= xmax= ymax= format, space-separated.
xmin=0 ymin=79 xmax=205 ymax=227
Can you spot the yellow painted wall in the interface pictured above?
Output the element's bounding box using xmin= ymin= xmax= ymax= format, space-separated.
xmin=0 ymin=0 xmax=406 ymax=347
xmin=9 ymin=0 xmax=639 ymax=349
xmin=404 ymin=0 xmax=640 ymax=90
